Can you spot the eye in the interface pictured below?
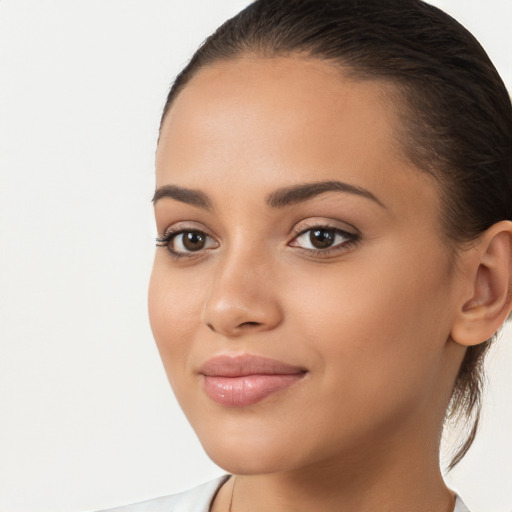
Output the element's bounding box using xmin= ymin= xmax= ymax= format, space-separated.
xmin=156 ymin=228 xmax=218 ymax=257
xmin=290 ymin=226 xmax=358 ymax=252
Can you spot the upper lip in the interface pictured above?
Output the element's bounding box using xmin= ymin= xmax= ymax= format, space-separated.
xmin=199 ymin=354 xmax=307 ymax=377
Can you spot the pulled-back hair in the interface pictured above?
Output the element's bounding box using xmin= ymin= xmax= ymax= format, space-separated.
xmin=160 ymin=0 xmax=512 ymax=468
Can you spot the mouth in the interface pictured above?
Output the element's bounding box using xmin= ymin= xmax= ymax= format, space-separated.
xmin=198 ymin=354 xmax=307 ymax=407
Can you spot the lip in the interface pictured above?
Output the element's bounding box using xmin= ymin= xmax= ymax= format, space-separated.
xmin=199 ymin=354 xmax=307 ymax=407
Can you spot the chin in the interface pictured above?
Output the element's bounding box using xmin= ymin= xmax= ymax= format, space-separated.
xmin=197 ymin=426 xmax=308 ymax=476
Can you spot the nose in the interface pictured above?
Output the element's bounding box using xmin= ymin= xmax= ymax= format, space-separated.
xmin=200 ymin=248 xmax=283 ymax=337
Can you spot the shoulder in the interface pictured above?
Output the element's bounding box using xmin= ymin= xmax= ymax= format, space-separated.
xmin=97 ymin=474 xmax=231 ymax=512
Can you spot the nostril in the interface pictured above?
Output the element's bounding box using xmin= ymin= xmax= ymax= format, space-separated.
xmin=207 ymin=323 xmax=216 ymax=332
xmin=240 ymin=321 xmax=261 ymax=328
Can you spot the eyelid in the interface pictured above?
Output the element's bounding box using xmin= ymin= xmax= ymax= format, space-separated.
xmin=158 ymin=220 xmax=211 ymax=237
xmin=291 ymin=218 xmax=359 ymax=238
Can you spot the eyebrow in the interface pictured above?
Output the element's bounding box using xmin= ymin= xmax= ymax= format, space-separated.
xmin=266 ymin=180 xmax=386 ymax=209
xmin=152 ymin=179 xmax=385 ymax=210
xmin=152 ymin=184 xmax=213 ymax=210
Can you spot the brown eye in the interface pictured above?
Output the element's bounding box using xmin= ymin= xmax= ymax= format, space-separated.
xmin=181 ymin=231 xmax=206 ymax=251
xmin=156 ymin=228 xmax=218 ymax=257
xmin=309 ymin=228 xmax=335 ymax=249
xmin=290 ymin=225 xmax=358 ymax=254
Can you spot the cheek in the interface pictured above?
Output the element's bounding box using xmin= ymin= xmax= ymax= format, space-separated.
xmin=285 ymin=243 xmax=455 ymax=414
xmin=148 ymin=255 xmax=205 ymax=383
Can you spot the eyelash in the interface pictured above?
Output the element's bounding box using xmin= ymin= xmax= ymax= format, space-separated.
xmin=289 ymin=223 xmax=360 ymax=257
xmin=155 ymin=227 xmax=216 ymax=260
xmin=155 ymin=224 xmax=360 ymax=260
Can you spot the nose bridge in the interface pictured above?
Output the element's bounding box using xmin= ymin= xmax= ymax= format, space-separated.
xmin=201 ymin=237 xmax=282 ymax=336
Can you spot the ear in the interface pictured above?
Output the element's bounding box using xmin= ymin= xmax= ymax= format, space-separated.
xmin=450 ymin=221 xmax=512 ymax=346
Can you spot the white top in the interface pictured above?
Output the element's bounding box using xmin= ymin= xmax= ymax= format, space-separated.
xmin=98 ymin=474 xmax=471 ymax=512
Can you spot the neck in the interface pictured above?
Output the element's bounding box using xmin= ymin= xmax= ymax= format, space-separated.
xmin=231 ymin=451 xmax=452 ymax=512
xmin=214 ymin=419 xmax=454 ymax=512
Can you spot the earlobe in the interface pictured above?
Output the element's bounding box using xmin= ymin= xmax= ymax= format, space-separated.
xmin=450 ymin=221 xmax=512 ymax=347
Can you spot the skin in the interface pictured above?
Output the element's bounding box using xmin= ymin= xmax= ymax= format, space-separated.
xmin=149 ymin=56 xmax=491 ymax=512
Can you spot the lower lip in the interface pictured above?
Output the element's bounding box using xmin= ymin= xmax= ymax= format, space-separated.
xmin=203 ymin=374 xmax=305 ymax=407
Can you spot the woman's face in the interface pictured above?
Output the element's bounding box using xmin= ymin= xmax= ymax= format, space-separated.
xmin=149 ymin=57 xmax=465 ymax=474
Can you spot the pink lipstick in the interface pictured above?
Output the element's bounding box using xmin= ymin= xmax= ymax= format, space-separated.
xmin=199 ymin=354 xmax=307 ymax=407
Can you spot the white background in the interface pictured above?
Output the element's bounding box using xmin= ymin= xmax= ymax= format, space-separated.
xmin=0 ymin=1 xmax=511 ymax=511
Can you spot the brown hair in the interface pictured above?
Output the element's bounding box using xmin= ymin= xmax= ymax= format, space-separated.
xmin=159 ymin=0 xmax=512 ymax=468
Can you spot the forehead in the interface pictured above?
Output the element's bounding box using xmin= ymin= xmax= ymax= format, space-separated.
xmin=156 ymin=56 xmax=439 ymax=217
xmin=158 ymin=56 xmax=399 ymax=171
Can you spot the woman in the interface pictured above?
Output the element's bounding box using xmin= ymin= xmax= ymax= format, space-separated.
xmin=105 ymin=0 xmax=512 ymax=510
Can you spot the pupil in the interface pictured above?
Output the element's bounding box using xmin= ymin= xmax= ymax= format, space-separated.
xmin=310 ymin=228 xmax=334 ymax=249
xmin=183 ymin=231 xmax=205 ymax=251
